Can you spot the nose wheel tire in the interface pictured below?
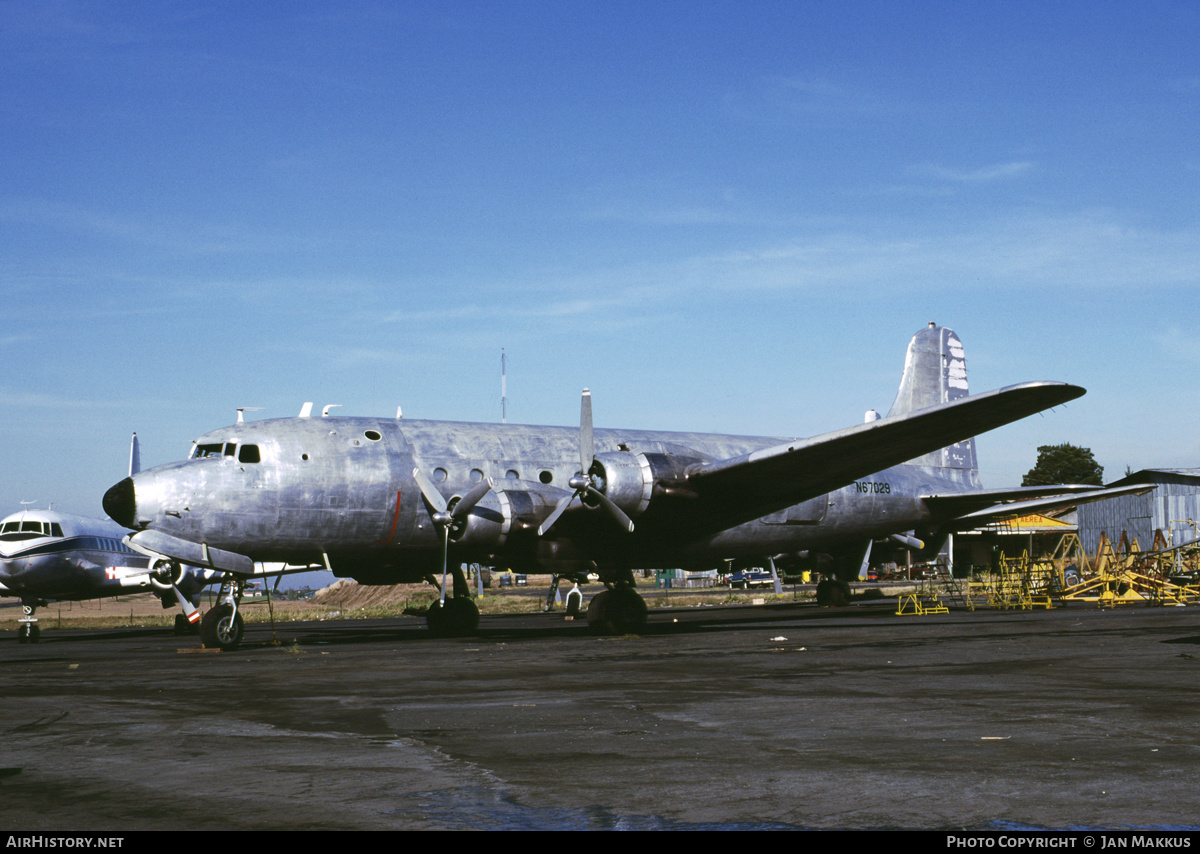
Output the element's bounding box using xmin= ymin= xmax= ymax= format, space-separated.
xmin=200 ymin=604 xmax=244 ymax=650
xmin=17 ymin=623 xmax=40 ymax=644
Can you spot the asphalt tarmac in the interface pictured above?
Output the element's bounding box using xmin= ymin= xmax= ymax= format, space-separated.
xmin=3 ymin=599 xmax=1200 ymax=831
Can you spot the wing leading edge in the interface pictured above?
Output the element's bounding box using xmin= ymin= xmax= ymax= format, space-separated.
xmin=682 ymin=381 xmax=1085 ymax=528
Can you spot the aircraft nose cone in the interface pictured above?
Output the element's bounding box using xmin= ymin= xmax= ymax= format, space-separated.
xmin=103 ymin=477 xmax=137 ymax=529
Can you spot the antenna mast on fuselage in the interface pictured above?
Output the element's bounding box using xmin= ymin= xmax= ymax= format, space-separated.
xmin=501 ymin=348 xmax=507 ymax=424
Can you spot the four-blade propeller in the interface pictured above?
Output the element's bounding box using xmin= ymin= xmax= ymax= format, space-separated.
xmin=413 ymin=468 xmax=493 ymax=604
xmin=537 ymin=389 xmax=635 ymax=537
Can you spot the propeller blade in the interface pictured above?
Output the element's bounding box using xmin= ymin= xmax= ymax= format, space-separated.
xmin=451 ymin=478 xmax=493 ymax=520
xmin=173 ymin=586 xmax=200 ymax=624
xmin=580 ymin=388 xmax=594 ymax=475
xmin=412 ymin=467 xmax=448 ymax=513
xmin=592 ymin=489 xmax=635 ymax=533
xmin=537 ymin=493 xmax=576 ymax=537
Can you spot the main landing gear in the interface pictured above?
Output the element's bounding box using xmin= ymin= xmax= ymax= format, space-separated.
xmin=816 ymin=577 xmax=852 ymax=607
xmin=586 ymin=577 xmax=648 ymax=636
xmin=200 ymin=576 xmax=245 ymax=650
xmin=426 ymin=564 xmax=479 ymax=637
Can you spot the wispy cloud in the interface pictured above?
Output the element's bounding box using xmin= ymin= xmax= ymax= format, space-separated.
xmin=914 ymin=161 xmax=1036 ymax=183
xmin=0 ymin=197 xmax=268 ymax=258
xmin=722 ymin=75 xmax=905 ymax=125
xmin=0 ymin=388 xmax=131 ymax=409
xmin=1154 ymin=327 xmax=1200 ymax=364
xmin=582 ymin=203 xmax=740 ymax=226
xmin=609 ymin=210 xmax=1200 ymax=296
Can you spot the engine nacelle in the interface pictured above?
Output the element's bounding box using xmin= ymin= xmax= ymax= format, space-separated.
xmin=592 ymin=444 xmax=706 ymax=518
xmin=591 ymin=451 xmax=652 ymax=516
xmin=447 ymin=491 xmax=509 ymax=549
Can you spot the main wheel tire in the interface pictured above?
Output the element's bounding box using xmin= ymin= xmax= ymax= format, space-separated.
xmin=426 ymin=598 xmax=479 ymax=637
xmin=816 ymin=579 xmax=850 ymax=607
xmin=586 ymin=590 xmax=610 ymax=633
xmin=200 ymin=604 xmax=244 ymax=650
xmin=588 ymin=588 xmax=647 ymax=635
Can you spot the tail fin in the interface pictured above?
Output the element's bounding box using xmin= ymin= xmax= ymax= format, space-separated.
xmin=886 ymin=323 xmax=979 ymax=479
xmin=128 ymin=433 xmax=141 ymax=477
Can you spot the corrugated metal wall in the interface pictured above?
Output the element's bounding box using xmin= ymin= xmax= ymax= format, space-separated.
xmin=1078 ymin=472 xmax=1200 ymax=555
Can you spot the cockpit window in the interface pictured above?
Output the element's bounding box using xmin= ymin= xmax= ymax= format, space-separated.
xmin=190 ymin=441 xmax=260 ymax=463
xmin=0 ymin=520 xmax=54 ymax=541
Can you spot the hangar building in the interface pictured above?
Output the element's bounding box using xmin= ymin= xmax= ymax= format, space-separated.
xmin=1076 ymin=468 xmax=1200 ymax=555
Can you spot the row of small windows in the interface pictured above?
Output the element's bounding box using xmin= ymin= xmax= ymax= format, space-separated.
xmin=79 ymin=537 xmax=137 ymax=554
xmin=430 ymin=467 xmax=556 ymax=485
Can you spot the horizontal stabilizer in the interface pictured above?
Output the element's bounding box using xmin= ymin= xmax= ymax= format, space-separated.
xmin=685 ymin=381 xmax=1085 ymax=527
xmin=922 ymin=484 xmax=1110 ymax=520
xmin=936 ymin=483 xmax=1156 ymax=531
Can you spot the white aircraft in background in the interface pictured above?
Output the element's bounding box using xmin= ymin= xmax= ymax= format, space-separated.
xmin=2 ymin=435 xmax=218 ymax=643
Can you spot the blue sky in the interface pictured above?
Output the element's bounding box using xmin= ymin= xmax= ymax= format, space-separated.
xmin=3 ymin=1 xmax=1198 ymax=519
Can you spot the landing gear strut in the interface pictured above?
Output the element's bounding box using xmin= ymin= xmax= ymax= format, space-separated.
xmin=200 ymin=576 xmax=245 ymax=650
xmin=17 ymin=602 xmax=40 ymax=644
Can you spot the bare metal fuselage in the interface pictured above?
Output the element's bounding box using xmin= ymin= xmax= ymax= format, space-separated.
xmin=111 ymin=416 xmax=974 ymax=583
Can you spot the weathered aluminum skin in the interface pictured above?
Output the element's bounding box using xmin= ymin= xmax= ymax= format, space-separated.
xmin=103 ymin=325 xmax=1084 ymax=585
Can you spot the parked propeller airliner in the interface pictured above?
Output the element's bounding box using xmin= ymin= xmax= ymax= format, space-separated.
xmin=103 ymin=324 xmax=1125 ymax=649
xmin=2 ymin=436 xmax=219 ymax=642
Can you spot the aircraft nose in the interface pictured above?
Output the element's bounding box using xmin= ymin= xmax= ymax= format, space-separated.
xmin=103 ymin=477 xmax=137 ymax=529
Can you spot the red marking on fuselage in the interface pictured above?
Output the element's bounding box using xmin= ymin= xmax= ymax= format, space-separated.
xmin=376 ymin=491 xmax=402 ymax=544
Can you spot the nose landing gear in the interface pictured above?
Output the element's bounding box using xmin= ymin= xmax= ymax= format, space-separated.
xmin=200 ymin=576 xmax=246 ymax=650
xmin=16 ymin=602 xmax=40 ymax=644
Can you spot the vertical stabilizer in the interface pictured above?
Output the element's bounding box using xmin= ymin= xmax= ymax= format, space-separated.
xmin=886 ymin=323 xmax=979 ymax=478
